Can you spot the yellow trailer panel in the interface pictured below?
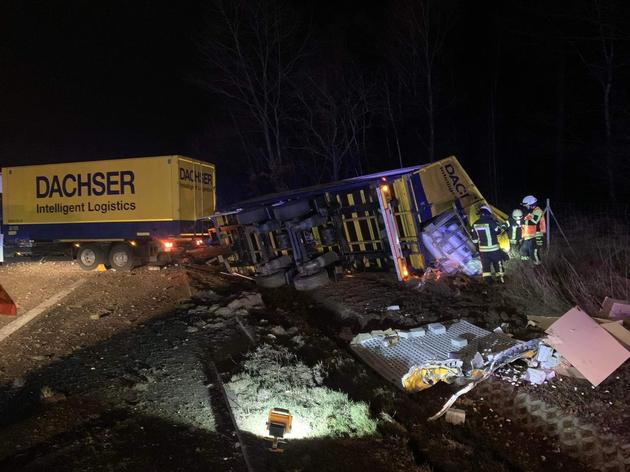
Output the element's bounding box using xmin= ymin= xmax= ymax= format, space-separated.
xmin=2 ymin=155 xmax=215 ymax=225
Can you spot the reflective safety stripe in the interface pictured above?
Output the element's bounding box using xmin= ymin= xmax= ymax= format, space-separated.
xmin=482 ymin=272 xmax=492 ymax=277
xmin=473 ymin=223 xmax=492 ymax=246
xmin=523 ymin=207 xmax=545 ymax=239
xmin=534 ymin=248 xmax=541 ymax=265
xmin=495 ymin=260 xmax=505 ymax=281
xmin=479 ymin=245 xmax=500 ymax=252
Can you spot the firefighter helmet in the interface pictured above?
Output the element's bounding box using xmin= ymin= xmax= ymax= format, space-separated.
xmin=521 ymin=195 xmax=537 ymax=207
xmin=511 ymin=209 xmax=523 ymax=221
xmin=477 ymin=205 xmax=492 ymax=215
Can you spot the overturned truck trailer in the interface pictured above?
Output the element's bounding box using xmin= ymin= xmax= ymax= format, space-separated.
xmin=209 ymin=156 xmax=506 ymax=290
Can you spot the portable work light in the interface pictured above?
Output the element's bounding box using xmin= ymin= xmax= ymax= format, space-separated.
xmin=266 ymin=407 xmax=293 ymax=452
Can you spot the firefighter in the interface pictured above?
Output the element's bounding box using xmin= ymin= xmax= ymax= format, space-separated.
xmin=520 ymin=195 xmax=546 ymax=264
xmin=471 ymin=205 xmax=505 ymax=284
xmin=502 ymin=209 xmax=523 ymax=258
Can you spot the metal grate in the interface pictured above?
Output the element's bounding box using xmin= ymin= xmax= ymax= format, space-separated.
xmin=351 ymin=320 xmax=519 ymax=389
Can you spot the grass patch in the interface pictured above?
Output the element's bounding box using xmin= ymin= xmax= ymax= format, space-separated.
xmin=505 ymin=215 xmax=630 ymax=315
xmin=225 ymin=344 xmax=377 ymax=439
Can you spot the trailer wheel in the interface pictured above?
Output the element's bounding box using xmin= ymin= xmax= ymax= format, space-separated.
xmin=293 ymin=270 xmax=330 ymax=291
xmin=255 ymin=271 xmax=287 ymax=289
xmin=76 ymin=245 xmax=105 ymax=271
xmin=273 ymin=200 xmax=311 ymax=221
xmin=108 ymin=244 xmax=136 ymax=271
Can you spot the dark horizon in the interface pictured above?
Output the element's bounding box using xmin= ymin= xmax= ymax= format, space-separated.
xmin=2 ymin=0 xmax=630 ymax=211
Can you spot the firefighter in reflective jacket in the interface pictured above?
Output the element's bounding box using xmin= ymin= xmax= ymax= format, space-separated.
xmin=520 ymin=195 xmax=546 ymax=264
xmin=471 ymin=205 xmax=505 ymax=284
xmin=502 ymin=209 xmax=523 ymax=258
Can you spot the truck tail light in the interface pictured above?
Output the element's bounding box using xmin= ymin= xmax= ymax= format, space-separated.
xmin=194 ymin=238 xmax=203 ymax=246
xmin=398 ymin=258 xmax=410 ymax=280
xmin=163 ymin=241 xmax=174 ymax=251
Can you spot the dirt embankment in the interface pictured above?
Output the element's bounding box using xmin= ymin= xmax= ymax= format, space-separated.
xmin=0 ymin=262 xmax=623 ymax=471
xmin=0 ymin=262 xmax=251 ymax=472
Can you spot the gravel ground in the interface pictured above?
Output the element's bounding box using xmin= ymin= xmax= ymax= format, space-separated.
xmin=0 ymin=261 xmax=625 ymax=471
xmin=0 ymin=262 xmax=248 ymax=471
xmin=313 ymin=273 xmax=526 ymax=332
xmin=0 ymin=259 xmax=91 ymax=326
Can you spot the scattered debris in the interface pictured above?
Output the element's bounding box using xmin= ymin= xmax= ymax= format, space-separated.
xmin=90 ymin=311 xmax=109 ymax=320
xmin=444 ymin=408 xmax=466 ymax=425
xmin=600 ymin=321 xmax=630 ymax=350
xmin=409 ymin=327 xmax=426 ymax=337
xmin=270 ymin=325 xmax=288 ymax=337
xmin=386 ymin=305 xmax=400 ymax=311
xmin=194 ymin=289 xmax=223 ymax=303
xmin=553 ymin=357 xmax=586 ymax=380
xmin=427 ymin=323 xmax=446 ymax=335
xmin=215 ymin=307 xmax=233 ymax=317
xmin=600 ymin=297 xmax=630 ymax=324
xmin=227 ymin=292 xmax=264 ymax=311
xmin=350 ymin=319 xmax=542 ymax=418
xmin=545 ymin=306 xmax=630 ymax=386
xmin=528 ymin=313 xmax=623 ymax=330
xmin=522 ymin=368 xmax=547 ymax=385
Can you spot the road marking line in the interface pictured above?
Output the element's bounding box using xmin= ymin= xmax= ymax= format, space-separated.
xmin=0 ymin=279 xmax=86 ymax=343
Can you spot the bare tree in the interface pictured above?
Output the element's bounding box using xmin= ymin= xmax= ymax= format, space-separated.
xmin=575 ymin=0 xmax=629 ymax=203
xmin=382 ymin=72 xmax=404 ymax=168
xmin=196 ymin=0 xmax=306 ymax=190
xmin=555 ymin=39 xmax=567 ymax=201
xmin=295 ymin=69 xmax=375 ymax=182
xmin=391 ymin=0 xmax=457 ymax=163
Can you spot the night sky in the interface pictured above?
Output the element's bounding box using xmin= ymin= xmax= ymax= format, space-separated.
xmin=2 ymin=1 xmax=630 ymax=209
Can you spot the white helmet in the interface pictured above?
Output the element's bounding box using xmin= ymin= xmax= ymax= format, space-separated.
xmin=521 ymin=195 xmax=537 ymax=207
xmin=511 ymin=209 xmax=523 ymax=221
xmin=477 ymin=204 xmax=492 ymax=215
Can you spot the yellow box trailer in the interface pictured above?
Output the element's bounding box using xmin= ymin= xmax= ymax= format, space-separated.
xmin=1 ymin=155 xmax=215 ymax=270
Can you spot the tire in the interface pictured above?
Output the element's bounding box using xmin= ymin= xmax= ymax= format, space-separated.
xmin=273 ymin=200 xmax=311 ymax=221
xmin=237 ymin=207 xmax=269 ymax=225
xmin=108 ymin=243 xmax=136 ymax=271
xmin=256 ymin=271 xmax=287 ymax=289
xmin=260 ymin=255 xmax=293 ymax=274
xmin=293 ymin=270 xmax=330 ymax=291
xmin=76 ymin=245 xmax=106 ymax=271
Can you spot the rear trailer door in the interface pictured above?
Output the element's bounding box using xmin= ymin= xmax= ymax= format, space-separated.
xmin=175 ymin=157 xmax=215 ymax=235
